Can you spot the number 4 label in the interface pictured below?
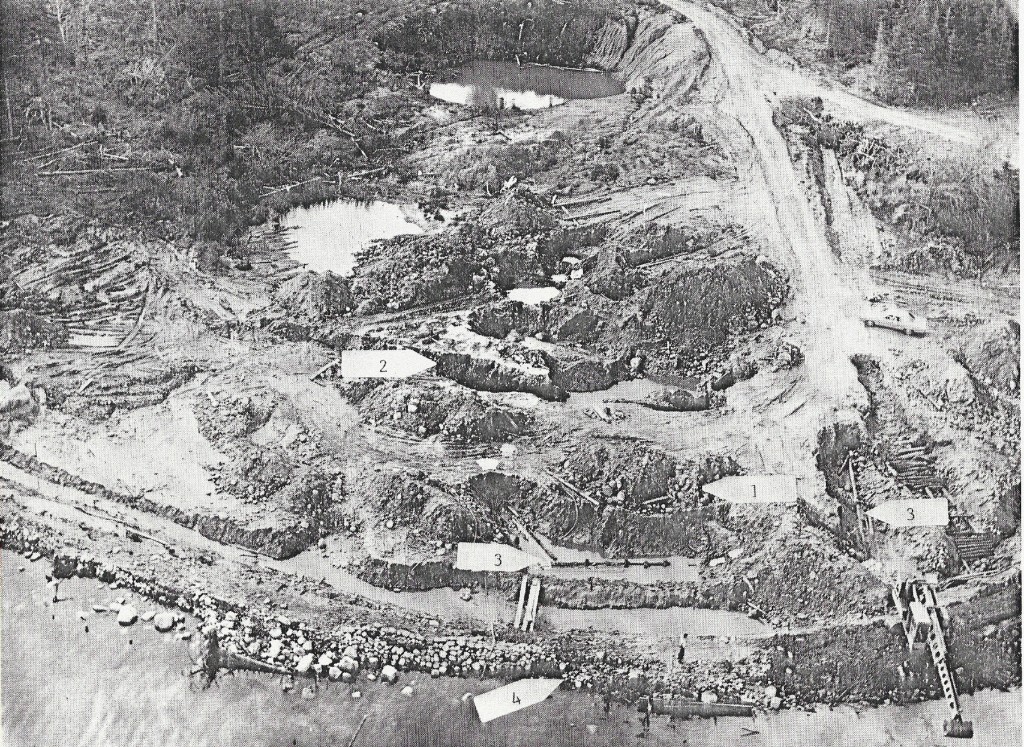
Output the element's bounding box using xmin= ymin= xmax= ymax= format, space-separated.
xmin=512 ymin=692 xmax=521 ymax=704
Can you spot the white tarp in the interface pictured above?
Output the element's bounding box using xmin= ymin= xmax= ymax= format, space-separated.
xmin=473 ymin=678 xmax=563 ymax=723
xmin=867 ymin=498 xmax=948 ymax=527
xmin=702 ymin=475 xmax=799 ymax=504
xmin=455 ymin=543 xmax=549 ymax=572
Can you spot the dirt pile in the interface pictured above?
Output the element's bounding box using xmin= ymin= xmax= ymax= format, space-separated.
xmin=428 ymin=350 xmax=566 ymax=401
xmin=562 ymin=439 xmax=678 ymax=506
xmin=596 ymin=12 xmax=711 ymax=100
xmin=344 ymin=380 xmax=534 ymax=443
xmin=0 ymin=310 xmax=68 ymax=352
xmin=470 ymin=250 xmax=789 ymax=384
xmin=636 ymin=258 xmax=788 ymax=364
xmin=42 ymin=362 xmax=198 ymax=422
xmin=274 ymin=271 xmax=354 ymax=320
xmin=349 ymin=194 xmax=560 ymax=314
xmin=347 ymin=466 xmax=497 ymax=545
xmin=959 ymin=319 xmax=1020 ymax=394
xmin=527 ymin=444 xmax=741 ymax=556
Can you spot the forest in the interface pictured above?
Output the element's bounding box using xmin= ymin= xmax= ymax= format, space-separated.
xmin=818 ymin=0 xmax=1017 ymax=104
xmin=1 ymin=0 xmax=617 ymax=245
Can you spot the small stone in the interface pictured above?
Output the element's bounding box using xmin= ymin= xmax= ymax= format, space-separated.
xmin=301 ymin=686 xmax=316 ymax=700
xmin=352 ymin=691 xmax=361 ymax=699
xmin=141 ymin=611 xmax=156 ymax=622
xmin=401 ymin=686 xmax=414 ymax=697
xmin=92 ymin=604 xmax=108 ymax=613
xmin=329 ymin=666 xmax=342 ymax=680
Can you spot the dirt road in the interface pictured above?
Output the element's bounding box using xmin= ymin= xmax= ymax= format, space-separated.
xmin=657 ymin=0 xmax=1015 ymax=426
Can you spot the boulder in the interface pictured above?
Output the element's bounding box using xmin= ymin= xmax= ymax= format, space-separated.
xmin=339 ymin=655 xmax=360 ymax=675
xmin=116 ymin=605 xmax=139 ymax=626
xmin=380 ymin=664 xmax=399 ymax=684
xmin=153 ymin=612 xmax=175 ymax=632
xmin=295 ymin=654 xmax=315 ymax=674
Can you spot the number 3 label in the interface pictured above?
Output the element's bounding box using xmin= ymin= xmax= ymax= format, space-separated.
xmin=494 ymin=553 xmax=502 ymax=567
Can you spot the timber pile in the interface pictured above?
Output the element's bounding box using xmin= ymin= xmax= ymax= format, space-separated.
xmin=947 ymin=513 xmax=996 ymax=566
xmin=884 ymin=437 xmax=944 ymax=491
xmin=11 ymin=237 xmax=152 ymax=349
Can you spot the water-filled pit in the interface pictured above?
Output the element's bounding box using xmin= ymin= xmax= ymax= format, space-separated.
xmin=430 ymin=60 xmax=624 ymax=110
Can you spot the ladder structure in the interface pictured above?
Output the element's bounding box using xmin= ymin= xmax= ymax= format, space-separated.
xmin=894 ymin=580 xmax=974 ymax=739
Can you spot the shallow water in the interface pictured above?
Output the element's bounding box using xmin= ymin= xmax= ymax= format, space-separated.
xmin=281 ymin=199 xmax=427 ymax=275
xmin=506 ymin=286 xmax=561 ymax=304
xmin=4 ymin=554 xmax=1019 ymax=747
xmin=430 ymin=61 xmax=624 ymax=110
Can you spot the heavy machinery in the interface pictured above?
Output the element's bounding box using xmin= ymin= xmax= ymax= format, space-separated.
xmin=892 ymin=579 xmax=974 ymax=739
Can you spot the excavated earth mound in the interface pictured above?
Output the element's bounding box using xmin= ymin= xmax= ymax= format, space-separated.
xmin=343 ymin=380 xmax=535 ymax=443
xmin=960 ymin=319 xmax=1020 ymax=394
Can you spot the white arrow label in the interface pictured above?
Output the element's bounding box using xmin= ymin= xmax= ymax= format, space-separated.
xmin=455 ymin=542 xmax=549 ymax=573
xmin=474 ymin=678 xmax=563 ymax=723
xmin=867 ymin=498 xmax=948 ymax=527
xmin=339 ymin=350 xmax=435 ymax=379
xmin=702 ymin=475 xmax=798 ymax=504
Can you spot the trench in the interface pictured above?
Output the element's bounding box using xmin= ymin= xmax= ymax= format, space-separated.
xmin=0 ymin=458 xmax=765 ymax=658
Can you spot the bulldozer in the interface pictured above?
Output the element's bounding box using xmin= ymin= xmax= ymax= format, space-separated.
xmin=892 ymin=579 xmax=974 ymax=739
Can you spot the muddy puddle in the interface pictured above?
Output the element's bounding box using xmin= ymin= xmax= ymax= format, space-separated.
xmin=507 ymin=286 xmax=561 ymax=304
xmin=281 ymin=199 xmax=430 ymax=275
xmin=430 ymin=61 xmax=624 ymax=110
xmin=5 ymin=553 xmax=1019 ymax=747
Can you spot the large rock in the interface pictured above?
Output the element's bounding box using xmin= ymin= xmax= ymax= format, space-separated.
xmin=153 ymin=612 xmax=175 ymax=632
xmin=338 ymin=655 xmax=360 ymax=675
xmin=380 ymin=664 xmax=399 ymax=684
xmin=116 ymin=605 xmax=139 ymax=626
xmin=295 ymin=654 xmax=315 ymax=674
xmin=0 ymin=382 xmax=38 ymax=419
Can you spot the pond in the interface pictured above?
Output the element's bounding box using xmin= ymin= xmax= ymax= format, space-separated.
xmin=430 ymin=60 xmax=625 ymax=110
xmin=507 ymin=287 xmax=561 ymax=304
xmin=281 ymin=199 xmax=430 ymax=276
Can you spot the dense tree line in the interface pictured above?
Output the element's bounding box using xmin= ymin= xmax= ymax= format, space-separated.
xmin=374 ymin=0 xmax=619 ymax=72
xmin=818 ymin=0 xmax=1017 ymax=104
